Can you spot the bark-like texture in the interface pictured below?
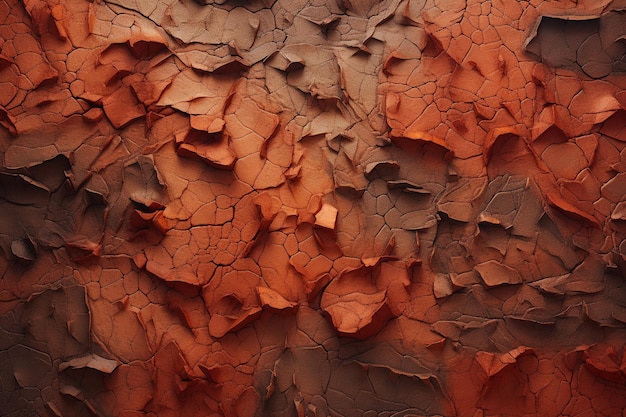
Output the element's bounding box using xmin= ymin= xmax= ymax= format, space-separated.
xmin=1 ymin=0 xmax=626 ymax=416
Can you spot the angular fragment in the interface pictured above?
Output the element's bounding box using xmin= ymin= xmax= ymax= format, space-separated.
xmin=322 ymin=287 xmax=390 ymax=337
xmin=257 ymin=286 xmax=297 ymax=312
xmin=321 ymin=260 xmax=409 ymax=338
xmin=175 ymin=128 xmax=237 ymax=170
xmin=476 ymin=346 xmax=533 ymax=377
xmin=315 ymin=203 xmax=338 ymax=230
xmin=59 ymin=353 xmax=119 ymax=374
xmin=102 ymin=86 xmax=146 ymax=128
xmin=474 ymin=260 xmax=523 ymax=287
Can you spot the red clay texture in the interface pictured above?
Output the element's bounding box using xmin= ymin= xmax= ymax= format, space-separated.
xmin=1 ymin=0 xmax=625 ymax=416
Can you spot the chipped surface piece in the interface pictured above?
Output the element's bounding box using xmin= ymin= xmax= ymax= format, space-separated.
xmin=1 ymin=0 xmax=625 ymax=415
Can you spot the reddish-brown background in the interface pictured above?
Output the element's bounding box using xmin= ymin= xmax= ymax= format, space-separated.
xmin=1 ymin=0 xmax=626 ymax=416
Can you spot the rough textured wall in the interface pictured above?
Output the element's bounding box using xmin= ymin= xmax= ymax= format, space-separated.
xmin=1 ymin=0 xmax=626 ymax=416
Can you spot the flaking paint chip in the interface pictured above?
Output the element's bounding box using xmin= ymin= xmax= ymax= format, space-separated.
xmin=314 ymin=203 xmax=338 ymax=230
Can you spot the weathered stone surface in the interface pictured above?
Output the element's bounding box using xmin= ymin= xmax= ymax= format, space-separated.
xmin=1 ymin=0 xmax=625 ymax=416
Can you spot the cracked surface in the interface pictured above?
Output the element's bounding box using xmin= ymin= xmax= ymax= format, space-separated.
xmin=1 ymin=0 xmax=626 ymax=416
